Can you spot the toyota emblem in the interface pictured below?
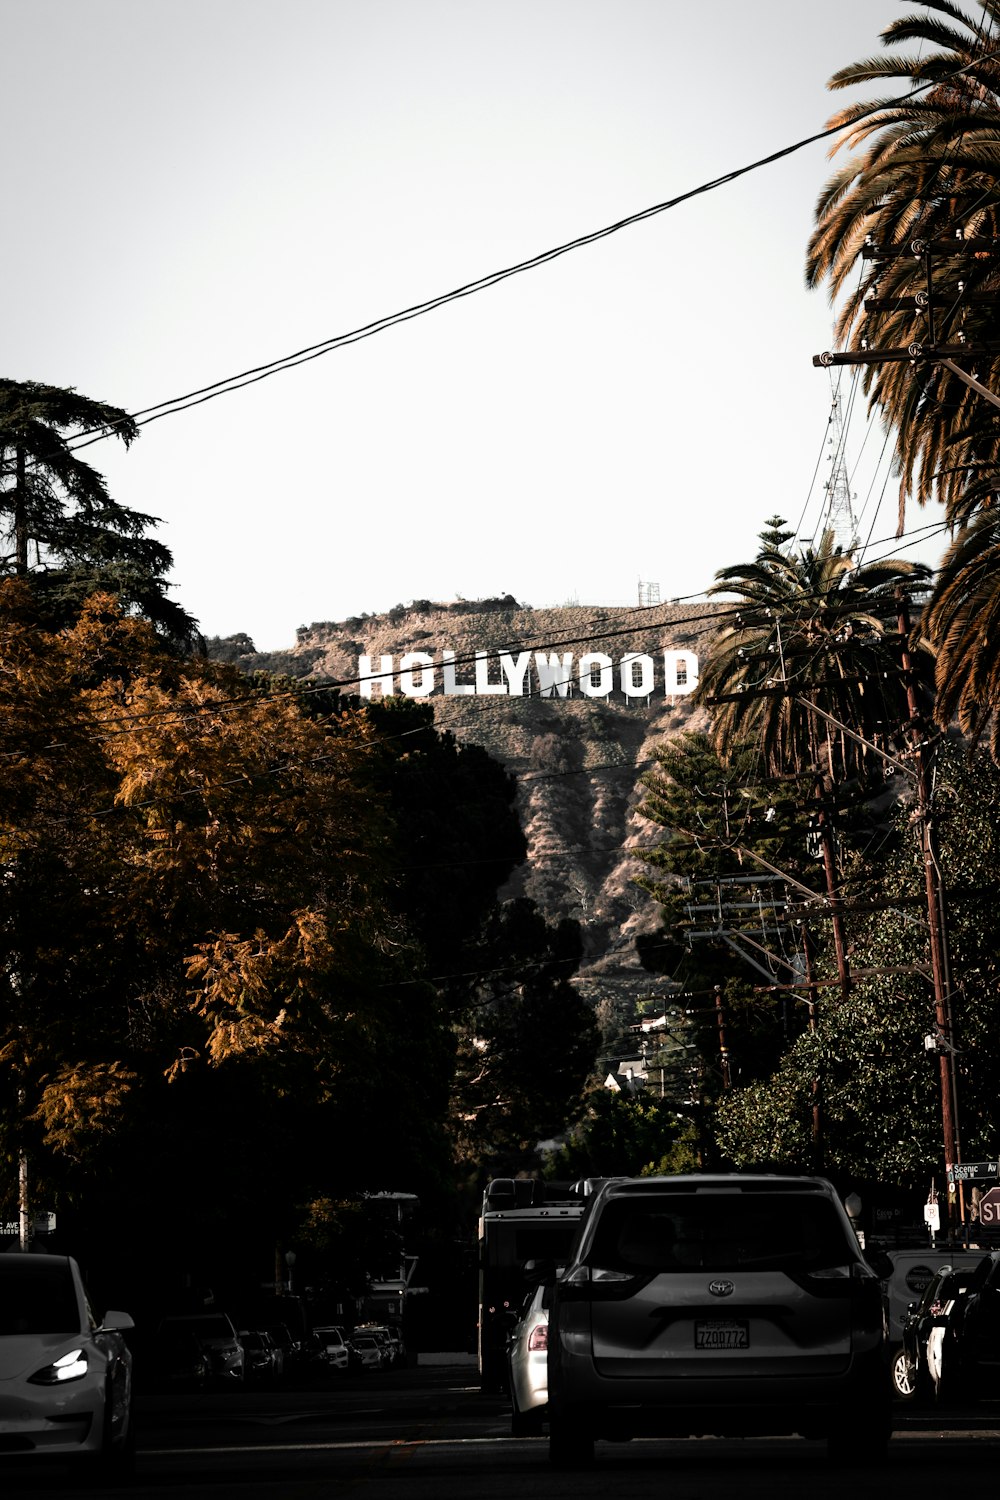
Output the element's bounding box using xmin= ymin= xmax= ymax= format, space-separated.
xmin=708 ymin=1279 xmax=735 ymax=1297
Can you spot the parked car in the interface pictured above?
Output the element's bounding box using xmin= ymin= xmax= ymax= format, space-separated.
xmin=0 ymin=1252 xmax=135 ymax=1474
xmin=896 ymin=1262 xmax=979 ymax=1402
xmin=263 ymin=1322 xmax=295 ymax=1369
xmin=154 ymin=1326 xmax=210 ymax=1390
xmin=347 ymin=1333 xmax=385 ymax=1371
xmin=507 ymin=1282 xmax=551 ymax=1436
xmin=882 ymin=1246 xmax=978 ymax=1397
xmin=939 ymin=1249 xmax=1000 ymax=1402
xmin=239 ymin=1329 xmax=283 ymax=1381
xmin=157 ymin=1313 xmax=244 ymax=1386
xmin=546 ymin=1174 xmax=891 ymax=1468
xmin=356 ymin=1324 xmax=401 ymax=1368
xmin=313 ymin=1325 xmax=349 ymax=1372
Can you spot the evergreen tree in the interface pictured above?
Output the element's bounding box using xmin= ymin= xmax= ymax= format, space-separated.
xmin=0 ymin=379 xmax=196 ymax=644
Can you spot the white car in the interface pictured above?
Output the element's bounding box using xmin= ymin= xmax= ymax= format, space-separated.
xmin=508 ymin=1282 xmax=551 ymax=1435
xmin=348 ymin=1333 xmax=385 ymax=1370
xmin=0 ymin=1252 xmax=135 ymax=1473
xmin=313 ymin=1325 xmax=349 ymax=1372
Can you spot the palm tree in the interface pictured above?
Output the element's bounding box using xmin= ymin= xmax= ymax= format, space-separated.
xmin=0 ymin=379 xmax=197 ymax=644
xmin=700 ymin=521 xmax=932 ymax=781
xmin=924 ymin=508 xmax=1000 ymax=753
xmin=806 ymin=0 xmax=1000 ymax=530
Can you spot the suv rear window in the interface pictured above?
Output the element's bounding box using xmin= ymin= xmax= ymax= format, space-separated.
xmin=587 ymin=1192 xmax=852 ymax=1274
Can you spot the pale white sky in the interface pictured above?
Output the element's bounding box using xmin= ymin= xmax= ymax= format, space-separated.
xmin=4 ymin=0 xmax=941 ymax=649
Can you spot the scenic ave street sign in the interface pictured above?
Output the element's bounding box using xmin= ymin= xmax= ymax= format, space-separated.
xmin=948 ymin=1162 xmax=1000 ymax=1182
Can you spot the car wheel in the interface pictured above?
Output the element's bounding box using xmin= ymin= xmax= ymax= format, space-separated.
xmin=511 ymin=1394 xmax=544 ymax=1437
xmin=79 ymin=1378 xmax=136 ymax=1484
xmin=891 ymin=1347 xmax=918 ymax=1401
xmin=548 ymin=1409 xmax=594 ymax=1468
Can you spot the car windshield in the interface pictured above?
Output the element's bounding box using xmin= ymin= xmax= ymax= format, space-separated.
xmin=588 ymin=1193 xmax=851 ymax=1274
xmin=0 ymin=1259 xmax=81 ymax=1336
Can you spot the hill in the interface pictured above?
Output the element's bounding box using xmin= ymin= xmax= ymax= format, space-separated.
xmin=209 ymin=598 xmax=723 ymax=1023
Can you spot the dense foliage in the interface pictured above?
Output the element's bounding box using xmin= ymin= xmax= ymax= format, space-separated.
xmin=0 ymin=379 xmax=197 ymax=645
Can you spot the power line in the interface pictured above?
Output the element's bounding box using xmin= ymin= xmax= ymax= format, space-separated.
xmin=0 ymin=515 xmax=947 ymax=765
xmin=2 ymin=50 xmax=994 ymax=470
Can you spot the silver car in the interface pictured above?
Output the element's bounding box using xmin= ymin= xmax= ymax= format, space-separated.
xmin=158 ymin=1313 xmax=245 ymax=1386
xmin=547 ymin=1174 xmax=890 ymax=1467
xmin=507 ymin=1283 xmax=550 ymax=1435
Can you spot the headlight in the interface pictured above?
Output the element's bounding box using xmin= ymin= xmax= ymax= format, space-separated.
xmin=28 ymin=1348 xmax=89 ymax=1384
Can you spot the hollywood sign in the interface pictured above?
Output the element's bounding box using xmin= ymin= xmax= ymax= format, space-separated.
xmin=357 ymin=649 xmax=699 ymax=699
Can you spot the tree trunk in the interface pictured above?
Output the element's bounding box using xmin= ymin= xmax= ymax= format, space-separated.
xmin=14 ymin=443 xmax=28 ymax=574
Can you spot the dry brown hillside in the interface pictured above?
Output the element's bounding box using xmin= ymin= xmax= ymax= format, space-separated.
xmin=215 ymin=598 xmax=723 ymax=1011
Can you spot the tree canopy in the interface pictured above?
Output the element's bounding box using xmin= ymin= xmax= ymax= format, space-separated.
xmin=0 ymin=379 xmax=197 ymax=644
xmin=0 ymin=584 xmax=453 ymax=1297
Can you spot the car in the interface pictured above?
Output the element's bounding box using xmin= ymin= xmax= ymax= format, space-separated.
xmin=313 ymin=1325 xmax=350 ymax=1372
xmin=154 ymin=1326 xmax=210 ymax=1390
xmin=356 ymin=1324 xmax=401 ymax=1368
xmin=238 ymin=1329 xmax=283 ymax=1381
xmin=507 ymin=1282 xmax=551 ymax=1435
xmin=940 ymin=1249 xmax=1000 ymax=1401
xmin=881 ymin=1245 xmax=977 ymax=1396
xmin=157 ymin=1313 xmax=245 ymax=1386
xmin=896 ymin=1262 xmax=979 ymax=1402
xmin=347 ymin=1333 xmax=385 ymax=1370
xmin=546 ymin=1173 xmax=891 ymax=1468
xmin=0 ymin=1251 xmax=135 ymax=1474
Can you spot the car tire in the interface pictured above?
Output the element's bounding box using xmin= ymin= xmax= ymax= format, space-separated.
xmin=78 ymin=1378 xmax=136 ymax=1485
xmin=548 ymin=1409 xmax=594 ymax=1468
xmin=511 ymin=1394 xmax=544 ymax=1437
xmin=891 ymin=1346 xmax=918 ymax=1401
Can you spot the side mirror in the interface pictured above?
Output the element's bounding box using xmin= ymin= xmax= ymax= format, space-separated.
xmin=101 ymin=1310 xmax=135 ymax=1332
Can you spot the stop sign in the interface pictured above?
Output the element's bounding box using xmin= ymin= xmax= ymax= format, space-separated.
xmin=978 ymin=1187 xmax=1000 ymax=1224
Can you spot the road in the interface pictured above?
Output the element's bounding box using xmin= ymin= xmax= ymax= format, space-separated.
xmin=4 ymin=1361 xmax=1000 ymax=1499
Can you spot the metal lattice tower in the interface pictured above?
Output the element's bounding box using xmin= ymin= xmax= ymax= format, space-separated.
xmin=638 ymin=579 xmax=661 ymax=608
xmin=822 ymin=393 xmax=859 ymax=553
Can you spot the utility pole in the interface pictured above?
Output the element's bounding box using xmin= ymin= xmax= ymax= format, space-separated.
xmin=812 ymin=237 xmax=972 ymax=1205
xmin=896 ymin=590 xmax=961 ymax=1183
xmin=812 ymin=773 xmax=852 ymax=1003
xmin=713 ymin=986 xmax=731 ymax=1092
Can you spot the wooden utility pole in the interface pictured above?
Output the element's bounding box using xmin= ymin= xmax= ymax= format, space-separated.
xmin=896 ymin=590 xmax=961 ymax=1183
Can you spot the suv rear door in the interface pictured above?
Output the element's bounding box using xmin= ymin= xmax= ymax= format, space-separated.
xmin=577 ymin=1183 xmax=863 ymax=1380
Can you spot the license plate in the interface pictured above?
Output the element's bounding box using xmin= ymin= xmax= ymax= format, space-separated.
xmin=694 ymin=1319 xmax=749 ymax=1350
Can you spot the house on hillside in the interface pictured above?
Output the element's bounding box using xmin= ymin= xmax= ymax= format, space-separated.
xmin=604 ymin=1057 xmax=647 ymax=1094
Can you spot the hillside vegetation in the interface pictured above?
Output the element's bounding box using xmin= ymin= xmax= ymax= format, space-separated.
xmin=212 ymin=599 xmax=723 ymax=1008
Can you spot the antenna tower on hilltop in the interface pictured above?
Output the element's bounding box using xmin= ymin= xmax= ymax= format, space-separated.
xmin=821 ymin=392 xmax=859 ymax=553
xmin=638 ymin=579 xmax=661 ymax=608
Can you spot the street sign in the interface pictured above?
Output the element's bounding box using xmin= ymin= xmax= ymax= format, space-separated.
xmin=949 ymin=1161 xmax=1000 ymax=1183
xmin=977 ymin=1187 xmax=1000 ymax=1225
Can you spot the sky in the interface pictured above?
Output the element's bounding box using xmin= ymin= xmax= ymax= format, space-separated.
xmin=4 ymin=0 xmax=944 ymax=650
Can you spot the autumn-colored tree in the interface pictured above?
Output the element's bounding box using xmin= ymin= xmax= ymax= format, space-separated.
xmin=0 ymin=585 xmax=452 ymax=1299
